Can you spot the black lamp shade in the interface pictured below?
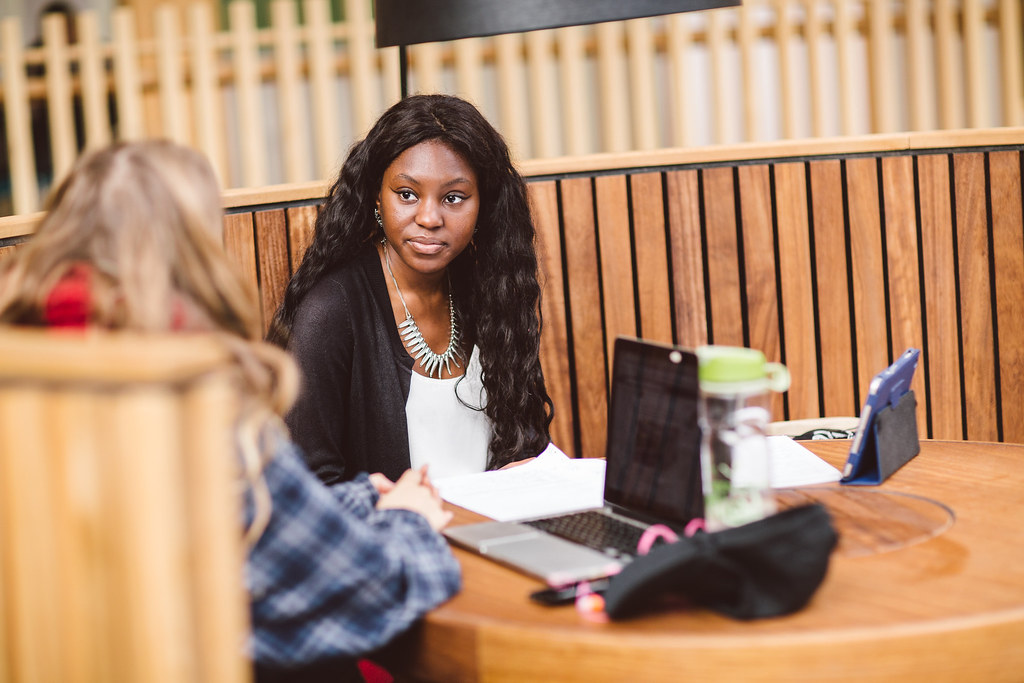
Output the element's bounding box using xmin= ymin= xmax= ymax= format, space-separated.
xmin=374 ymin=0 xmax=741 ymax=48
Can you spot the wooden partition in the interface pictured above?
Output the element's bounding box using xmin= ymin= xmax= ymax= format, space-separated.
xmin=1 ymin=130 xmax=1022 ymax=459
xmin=0 ymin=329 xmax=250 ymax=683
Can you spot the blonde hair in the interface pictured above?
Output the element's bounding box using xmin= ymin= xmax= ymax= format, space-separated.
xmin=0 ymin=140 xmax=294 ymax=544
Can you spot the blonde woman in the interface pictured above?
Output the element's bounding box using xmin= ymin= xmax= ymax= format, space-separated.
xmin=0 ymin=140 xmax=460 ymax=681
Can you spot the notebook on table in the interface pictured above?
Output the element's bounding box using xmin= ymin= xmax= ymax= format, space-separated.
xmin=443 ymin=336 xmax=704 ymax=586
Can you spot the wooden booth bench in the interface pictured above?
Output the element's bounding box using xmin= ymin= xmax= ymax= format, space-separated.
xmin=2 ymin=128 xmax=1022 ymax=460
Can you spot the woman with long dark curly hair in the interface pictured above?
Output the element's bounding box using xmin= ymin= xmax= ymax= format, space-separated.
xmin=268 ymin=94 xmax=553 ymax=485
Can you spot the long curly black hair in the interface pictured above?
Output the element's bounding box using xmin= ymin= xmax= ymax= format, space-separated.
xmin=267 ymin=94 xmax=553 ymax=469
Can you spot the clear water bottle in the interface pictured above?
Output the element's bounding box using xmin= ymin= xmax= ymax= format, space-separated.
xmin=697 ymin=346 xmax=791 ymax=532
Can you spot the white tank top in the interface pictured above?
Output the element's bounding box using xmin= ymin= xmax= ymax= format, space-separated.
xmin=406 ymin=345 xmax=490 ymax=478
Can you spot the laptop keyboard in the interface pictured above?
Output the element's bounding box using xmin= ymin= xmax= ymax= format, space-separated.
xmin=524 ymin=511 xmax=647 ymax=558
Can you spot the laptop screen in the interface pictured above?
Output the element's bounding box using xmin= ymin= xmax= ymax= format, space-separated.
xmin=603 ymin=337 xmax=704 ymax=527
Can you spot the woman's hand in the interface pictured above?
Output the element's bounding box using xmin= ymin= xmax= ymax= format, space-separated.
xmin=368 ymin=472 xmax=395 ymax=495
xmin=377 ymin=465 xmax=453 ymax=531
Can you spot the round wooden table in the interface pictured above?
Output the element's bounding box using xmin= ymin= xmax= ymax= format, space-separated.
xmin=405 ymin=440 xmax=1024 ymax=682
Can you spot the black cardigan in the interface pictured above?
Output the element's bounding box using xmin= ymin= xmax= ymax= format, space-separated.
xmin=285 ymin=246 xmax=416 ymax=484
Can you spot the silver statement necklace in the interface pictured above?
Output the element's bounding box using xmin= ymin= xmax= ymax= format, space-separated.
xmin=384 ymin=244 xmax=465 ymax=378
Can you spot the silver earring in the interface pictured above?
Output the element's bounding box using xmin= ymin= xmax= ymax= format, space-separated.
xmin=374 ymin=207 xmax=384 ymax=229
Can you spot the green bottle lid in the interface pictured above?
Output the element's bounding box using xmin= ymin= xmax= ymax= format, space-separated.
xmin=696 ymin=345 xmax=790 ymax=395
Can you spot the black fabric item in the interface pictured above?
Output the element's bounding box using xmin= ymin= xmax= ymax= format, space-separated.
xmin=254 ymin=658 xmax=363 ymax=683
xmin=285 ymin=246 xmax=416 ymax=485
xmin=602 ymin=504 xmax=837 ymax=620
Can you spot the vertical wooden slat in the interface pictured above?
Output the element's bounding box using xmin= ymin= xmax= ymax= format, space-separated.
xmin=0 ymin=389 xmax=66 ymax=682
xmin=230 ymin=0 xmax=266 ymax=186
xmin=962 ymin=0 xmax=988 ymax=128
xmin=834 ymin=0 xmax=858 ymax=136
xmin=880 ymin=155 xmax=926 ymax=430
xmin=42 ymin=13 xmax=77 ymax=183
xmin=155 ymin=5 xmax=189 ymax=146
xmin=917 ymin=153 xmax=962 ymax=439
xmin=528 ymin=181 xmax=575 ymax=455
xmin=254 ymin=210 xmax=291 ymax=334
xmin=989 ymin=151 xmax=1024 ymax=443
xmin=345 ymin=0 xmax=377 ymax=136
xmin=904 ymin=0 xmax=934 ymax=131
xmin=112 ymin=7 xmax=145 ymax=141
xmin=412 ymin=42 xmax=443 ymax=94
xmin=111 ymin=389 xmax=196 ymax=683
xmin=626 ymin=18 xmax=659 ymax=150
xmin=52 ymin=392 xmax=106 ymax=683
xmin=703 ymin=166 xmax=743 ymax=346
xmin=271 ymin=0 xmax=306 ymax=184
xmin=809 ymin=160 xmax=856 ymax=417
xmin=77 ymin=11 xmax=111 ymax=151
xmin=561 ymin=177 xmax=607 ymax=460
xmin=453 ymin=38 xmax=485 ymax=108
xmin=379 ymin=46 xmax=402 ymax=106
xmin=774 ymin=161 xmax=819 ymax=419
xmin=954 ymin=153 xmax=997 ymax=441
xmin=707 ymin=9 xmax=731 ymax=144
xmin=739 ymin=163 xmax=785 ymax=420
xmin=934 ymin=0 xmax=962 ymax=130
xmin=774 ymin=0 xmax=797 ymax=140
xmin=999 ymin=0 xmax=1024 ymax=126
xmin=867 ymin=0 xmax=896 ymax=133
xmin=803 ymin=0 xmax=825 ymax=137
xmin=494 ymin=33 xmax=529 ymax=161
xmin=846 ymin=158 xmax=889 ymax=410
xmin=181 ymin=377 xmax=249 ymax=683
xmin=189 ymin=3 xmax=227 ymax=183
xmin=596 ymin=22 xmax=630 ymax=153
xmin=666 ymin=170 xmax=707 ymax=347
xmin=305 ymin=0 xmax=340 ymax=179
xmin=738 ymin=2 xmax=760 ymax=142
xmin=287 ymin=205 xmax=319 ymax=271
xmin=667 ymin=14 xmax=694 ymax=147
xmin=1 ymin=17 xmax=40 ymax=213
xmin=595 ymin=175 xmax=637 ymax=363
xmin=557 ymin=26 xmax=590 ymax=156
xmin=222 ymin=213 xmax=259 ymax=294
xmin=526 ymin=30 xmax=559 ymax=158
xmin=630 ymin=172 xmax=673 ymax=344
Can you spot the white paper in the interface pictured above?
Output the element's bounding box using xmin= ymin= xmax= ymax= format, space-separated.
xmin=435 ymin=437 xmax=840 ymax=522
xmin=767 ymin=435 xmax=843 ymax=487
xmin=435 ymin=442 xmax=605 ymax=522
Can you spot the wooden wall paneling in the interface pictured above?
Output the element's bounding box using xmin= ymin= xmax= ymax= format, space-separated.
xmin=559 ymin=178 xmax=607 ymax=460
xmin=881 ymin=155 xmax=927 ymax=431
xmin=222 ymin=213 xmax=259 ymax=298
xmin=954 ymin=153 xmax=998 ymax=441
xmin=254 ymin=210 xmax=291 ymax=335
xmin=773 ymin=162 xmax=820 ymax=420
xmin=629 ymin=172 xmax=674 ymax=344
xmin=809 ymin=160 xmax=857 ymax=417
xmin=916 ymin=153 xmax=963 ymax=439
xmin=988 ymin=151 xmax=1024 ymax=443
xmin=527 ymin=181 xmax=575 ymax=456
xmin=594 ymin=174 xmax=638 ymax=366
xmin=286 ymin=205 xmax=319 ymax=273
xmin=702 ymin=166 xmax=744 ymax=347
xmin=665 ymin=170 xmax=708 ymax=347
xmin=737 ymin=163 xmax=784 ymax=422
xmin=846 ymin=157 xmax=889 ymax=413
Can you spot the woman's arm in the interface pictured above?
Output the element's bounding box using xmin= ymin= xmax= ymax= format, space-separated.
xmin=245 ymin=441 xmax=461 ymax=667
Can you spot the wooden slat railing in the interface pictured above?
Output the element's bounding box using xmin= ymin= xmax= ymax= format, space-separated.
xmin=2 ymin=130 xmax=1022 ymax=457
xmin=2 ymin=0 xmax=1022 ymax=216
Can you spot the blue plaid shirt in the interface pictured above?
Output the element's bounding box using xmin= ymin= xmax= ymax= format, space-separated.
xmin=244 ymin=437 xmax=461 ymax=668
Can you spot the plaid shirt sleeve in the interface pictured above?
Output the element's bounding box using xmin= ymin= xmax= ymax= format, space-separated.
xmin=244 ymin=438 xmax=462 ymax=668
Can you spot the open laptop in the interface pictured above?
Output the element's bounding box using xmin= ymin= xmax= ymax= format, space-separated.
xmin=444 ymin=337 xmax=704 ymax=586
